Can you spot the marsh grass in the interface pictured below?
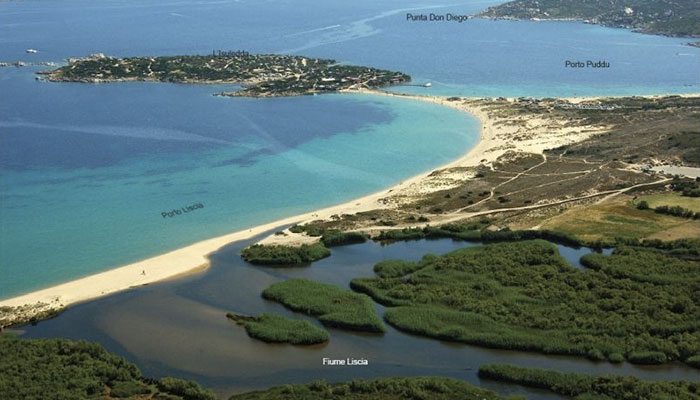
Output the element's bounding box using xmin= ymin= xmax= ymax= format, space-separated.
xmin=262 ymin=279 xmax=385 ymax=333
xmin=352 ymin=240 xmax=700 ymax=366
xmin=479 ymin=363 xmax=700 ymax=399
xmin=227 ymin=312 xmax=329 ymax=345
xmin=230 ymin=376 xmax=512 ymax=400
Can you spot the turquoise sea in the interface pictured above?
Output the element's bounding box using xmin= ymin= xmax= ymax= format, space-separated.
xmin=1 ymin=0 xmax=699 ymax=298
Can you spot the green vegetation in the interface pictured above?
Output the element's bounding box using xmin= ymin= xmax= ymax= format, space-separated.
xmin=241 ymin=243 xmax=330 ymax=265
xmin=0 ymin=304 xmax=64 ymax=329
xmin=320 ymin=230 xmax=368 ymax=247
xmin=0 ymin=335 xmax=215 ymax=400
xmin=229 ymin=376 xmax=511 ymax=400
xmin=479 ymin=0 xmax=700 ymax=38
xmin=373 ymin=258 xmax=430 ymax=278
xmin=479 ymin=363 xmax=700 ymax=399
xmin=42 ymin=53 xmax=410 ymax=97
xmin=374 ymin=224 xmax=581 ymax=247
xmin=671 ymin=177 xmax=700 ymax=197
xmin=226 ymin=312 xmax=329 ymax=345
xmin=350 ymin=240 xmax=700 ymax=365
xmin=654 ymin=204 xmax=700 ymax=219
xmin=262 ymin=278 xmax=385 ymax=333
xmin=288 ymin=224 xmax=368 ymax=247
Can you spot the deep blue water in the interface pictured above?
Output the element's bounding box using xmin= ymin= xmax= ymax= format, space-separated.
xmin=1 ymin=0 xmax=698 ymax=297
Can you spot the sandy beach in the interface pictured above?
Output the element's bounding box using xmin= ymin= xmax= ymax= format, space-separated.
xmin=0 ymin=90 xmax=673 ymax=323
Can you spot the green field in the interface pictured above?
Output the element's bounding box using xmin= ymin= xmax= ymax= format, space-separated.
xmin=351 ymin=240 xmax=700 ymax=365
xmin=541 ymin=197 xmax=700 ymax=242
xmin=227 ymin=312 xmax=329 ymax=345
xmin=639 ymin=192 xmax=700 ymax=212
xmin=262 ymin=279 xmax=385 ymax=333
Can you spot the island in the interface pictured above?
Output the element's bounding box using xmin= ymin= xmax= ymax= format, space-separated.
xmin=478 ymin=0 xmax=700 ymax=38
xmin=261 ymin=278 xmax=386 ymax=333
xmin=39 ymin=52 xmax=411 ymax=97
xmin=226 ymin=312 xmax=329 ymax=345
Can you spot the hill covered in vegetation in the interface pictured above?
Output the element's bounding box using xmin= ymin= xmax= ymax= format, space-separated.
xmin=40 ymin=52 xmax=410 ymax=97
xmin=479 ymin=0 xmax=700 ymax=38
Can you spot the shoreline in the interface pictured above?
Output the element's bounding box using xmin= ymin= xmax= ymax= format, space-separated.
xmin=1 ymin=90 xmax=697 ymax=322
xmin=0 ymin=90 xmax=491 ymax=317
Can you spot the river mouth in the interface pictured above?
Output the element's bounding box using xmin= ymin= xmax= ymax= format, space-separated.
xmin=17 ymin=232 xmax=699 ymax=399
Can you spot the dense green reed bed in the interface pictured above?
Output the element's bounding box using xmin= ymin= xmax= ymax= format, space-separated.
xmin=241 ymin=243 xmax=330 ymax=265
xmin=226 ymin=312 xmax=329 ymax=345
xmin=351 ymin=240 xmax=700 ymax=366
xmin=229 ymin=376 xmax=511 ymax=400
xmin=262 ymin=279 xmax=385 ymax=333
xmin=0 ymin=335 xmax=215 ymax=400
xmin=479 ymin=363 xmax=700 ymax=399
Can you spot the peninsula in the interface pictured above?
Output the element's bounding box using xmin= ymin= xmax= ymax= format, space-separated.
xmin=479 ymin=0 xmax=700 ymax=38
xmin=39 ymin=52 xmax=410 ymax=97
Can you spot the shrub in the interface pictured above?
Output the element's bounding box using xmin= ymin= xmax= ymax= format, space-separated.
xmin=627 ymin=351 xmax=667 ymax=364
xmin=110 ymin=381 xmax=151 ymax=397
xmin=685 ymin=355 xmax=700 ymax=368
xmin=230 ymin=376 xmax=505 ymax=399
xmin=157 ymin=378 xmax=216 ymax=400
xmin=320 ymin=230 xmax=367 ymax=247
xmin=478 ymin=363 xmax=700 ymax=399
xmin=241 ymin=242 xmax=330 ymax=265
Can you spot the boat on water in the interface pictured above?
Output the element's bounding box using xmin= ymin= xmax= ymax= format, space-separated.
xmin=26 ymin=48 xmax=38 ymax=53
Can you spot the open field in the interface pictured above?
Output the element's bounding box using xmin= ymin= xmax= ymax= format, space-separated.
xmin=539 ymin=196 xmax=700 ymax=242
xmin=639 ymin=192 xmax=700 ymax=212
